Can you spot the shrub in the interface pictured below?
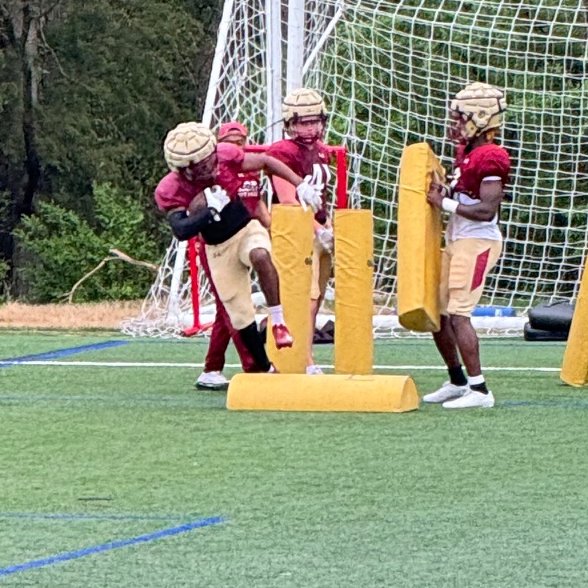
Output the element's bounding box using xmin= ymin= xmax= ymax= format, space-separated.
xmin=14 ymin=183 xmax=165 ymax=302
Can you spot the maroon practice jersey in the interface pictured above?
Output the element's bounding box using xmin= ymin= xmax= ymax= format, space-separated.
xmin=235 ymin=171 xmax=263 ymax=217
xmin=266 ymin=139 xmax=331 ymax=223
xmin=154 ymin=143 xmax=251 ymax=245
xmin=452 ymin=143 xmax=511 ymax=199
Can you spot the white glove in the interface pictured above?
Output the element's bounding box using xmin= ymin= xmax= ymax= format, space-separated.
xmin=316 ymin=227 xmax=334 ymax=254
xmin=296 ymin=176 xmax=323 ymax=213
xmin=204 ymin=185 xmax=230 ymax=221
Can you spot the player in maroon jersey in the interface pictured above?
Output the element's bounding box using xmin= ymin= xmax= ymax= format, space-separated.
xmin=216 ymin=121 xmax=271 ymax=228
xmin=424 ymin=82 xmax=511 ymax=409
xmin=195 ymin=122 xmax=270 ymax=389
xmin=266 ymin=88 xmax=334 ymax=375
xmin=155 ymin=122 xmax=324 ymax=376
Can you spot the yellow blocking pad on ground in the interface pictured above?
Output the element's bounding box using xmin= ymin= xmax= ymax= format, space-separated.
xmin=561 ymin=255 xmax=588 ymax=386
xmin=397 ymin=142 xmax=444 ymax=332
xmin=334 ymin=209 xmax=374 ymax=374
xmin=267 ymin=205 xmax=314 ymax=373
xmin=226 ymin=374 xmax=420 ymax=412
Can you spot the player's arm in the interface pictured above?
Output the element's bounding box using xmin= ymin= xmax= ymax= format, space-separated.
xmin=254 ymin=200 xmax=272 ymax=228
xmin=166 ymin=206 xmax=214 ymax=241
xmin=427 ymin=178 xmax=504 ymax=221
xmin=242 ymin=153 xmax=323 ymax=212
xmin=272 ymin=176 xmax=298 ymax=204
xmin=241 ymin=153 xmax=304 ymax=187
xmin=314 ymin=217 xmax=334 ymax=253
xmin=457 ymin=179 xmax=504 ymax=221
xmin=166 ymin=187 xmax=231 ymax=240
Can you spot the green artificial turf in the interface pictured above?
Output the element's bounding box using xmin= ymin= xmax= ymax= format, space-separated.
xmin=0 ymin=332 xmax=586 ymax=587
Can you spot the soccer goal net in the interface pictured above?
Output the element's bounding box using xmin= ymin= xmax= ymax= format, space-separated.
xmin=122 ymin=0 xmax=588 ymax=339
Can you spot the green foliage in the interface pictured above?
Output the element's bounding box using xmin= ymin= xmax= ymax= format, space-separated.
xmin=14 ymin=183 xmax=165 ymax=302
xmin=323 ymin=0 xmax=588 ymax=300
xmin=0 ymin=0 xmax=220 ymax=299
xmin=39 ymin=0 xmax=217 ymax=211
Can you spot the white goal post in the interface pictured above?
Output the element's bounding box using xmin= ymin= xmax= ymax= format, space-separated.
xmin=122 ymin=0 xmax=588 ymax=338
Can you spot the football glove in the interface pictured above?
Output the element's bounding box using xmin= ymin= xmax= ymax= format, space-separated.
xmin=316 ymin=227 xmax=334 ymax=254
xmin=204 ymin=185 xmax=230 ymax=221
xmin=296 ymin=176 xmax=323 ymax=213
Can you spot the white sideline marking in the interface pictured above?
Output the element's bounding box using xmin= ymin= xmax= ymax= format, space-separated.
xmin=0 ymin=360 xmax=560 ymax=372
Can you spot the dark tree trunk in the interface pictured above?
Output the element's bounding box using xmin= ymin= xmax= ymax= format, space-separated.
xmin=19 ymin=3 xmax=41 ymax=217
xmin=0 ymin=1 xmax=45 ymax=290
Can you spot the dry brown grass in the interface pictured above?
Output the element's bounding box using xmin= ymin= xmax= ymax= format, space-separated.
xmin=0 ymin=301 xmax=143 ymax=330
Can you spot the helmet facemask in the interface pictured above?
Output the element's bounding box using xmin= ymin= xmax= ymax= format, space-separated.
xmin=282 ymin=88 xmax=328 ymax=145
xmin=285 ymin=114 xmax=327 ymax=145
xmin=181 ymin=152 xmax=218 ymax=182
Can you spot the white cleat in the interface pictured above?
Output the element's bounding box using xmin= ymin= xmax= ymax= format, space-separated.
xmin=306 ymin=364 xmax=324 ymax=375
xmin=195 ymin=371 xmax=229 ymax=390
xmin=442 ymin=390 xmax=495 ymax=409
xmin=422 ymin=381 xmax=468 ymax=404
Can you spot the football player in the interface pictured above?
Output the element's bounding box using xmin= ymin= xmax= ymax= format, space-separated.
xmin=216 ymin=121 xmax=271 ymax=228
xmin=195 ymin=121 xmax=269 ymax=390
xmin=155 ymin=122 xmax=323 ymax=375
xmin=423 ymin=82 xmax=511 ymax=409
xmin=266 ymin=88 xmax=334 ymax=375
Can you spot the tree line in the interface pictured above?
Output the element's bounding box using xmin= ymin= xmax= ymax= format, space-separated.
xmin=0 ymin=0 xmax=221 ymax=302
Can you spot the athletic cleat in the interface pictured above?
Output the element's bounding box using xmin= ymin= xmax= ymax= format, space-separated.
xmin=306 ymin=364 xmax=323 ymax=375
xmin=272 ymin=324 xmax=294 ymax=349
xmin=442 ymin=389 xmax=495 ymax=409
xmin=195 ymin=370 xmax=229 ymax=390
xmin=422 ymin=381 xmax=468 ymax=403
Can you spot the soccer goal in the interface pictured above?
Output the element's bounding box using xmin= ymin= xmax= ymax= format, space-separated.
xmin=122 ymin=0 xmax=588 ymax=339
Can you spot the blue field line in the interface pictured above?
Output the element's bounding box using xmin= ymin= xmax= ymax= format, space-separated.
xmin=0 ymin=515 xmax=225 ymax=578
xmin=0 ymin=341 xmax=128 ymax=367
xmin=0 ymin=512 xmax=185 ymax=523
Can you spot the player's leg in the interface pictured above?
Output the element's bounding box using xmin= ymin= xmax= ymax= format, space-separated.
xmin=442 ymin=238 xmax=502 ymax=409
xmin=241 ymin=220 xmax=293 ymax=349
xmin=203 ymin=301 xmax=231 ymax=374
xmin=196 ymin=298 xmax=232 ymax=390
xmin=250 ymin=247 xmax=280 ymax=305
xmin=199 ymin=238 xmax=261 ymax=373
xmin=231 ymin=330 xmax=262 ymax=372
xmin=446 ymin=238 xmax=502 ymax=377
xmin=206 ymin=233 xmax=274 ymax=372
xmin=195 ymin=242 xmax=230 ymax=390
xmin=307 ymin=298 xmax=322 ymax=372
xmin=424 ymin=245 xmax=469 ymax=403
xmin=306 ymin=242 xmax=332 ymax=374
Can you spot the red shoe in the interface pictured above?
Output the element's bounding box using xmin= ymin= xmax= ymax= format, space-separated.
xmin=272 ymin=324 xmax=294 ymax=349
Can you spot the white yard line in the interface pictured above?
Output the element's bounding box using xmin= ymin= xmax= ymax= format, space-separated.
xmin=0 ymin=360 xmax=560 ymax=372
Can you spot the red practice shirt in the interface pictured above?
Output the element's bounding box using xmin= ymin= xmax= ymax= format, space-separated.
xmin=266 ymin=139 xmax=332 ymax=223
xmin=453 ymin=143 xmax=511 ymax=199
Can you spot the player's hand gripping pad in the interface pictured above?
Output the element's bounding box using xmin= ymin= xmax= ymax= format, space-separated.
xmin=397 ymin=143 xmax=444 ymax=332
